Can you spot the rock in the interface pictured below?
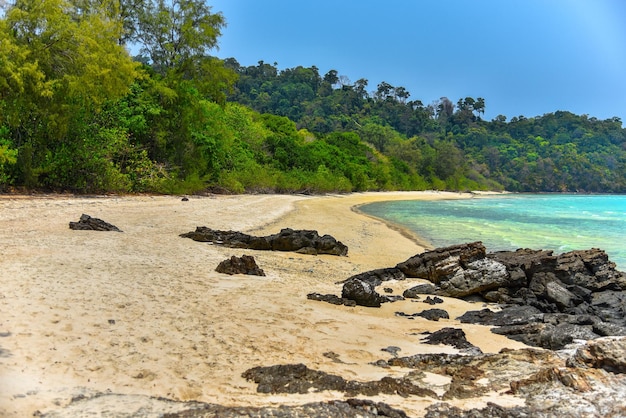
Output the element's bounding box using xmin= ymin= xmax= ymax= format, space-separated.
xmin=424 ymin=402 xmax=532 ymax=418
xmin=215 ymin=255 xmax=265 ymax=276
xmin=396 ymin=309 xmax=450 ymax=321
xmin=421 ymin=327 xmax=478 ymax=351
xmin=40 ymin=393 xmax=411 ymax=418
xmin=437 ymin=257 xmax=511 ymax=298
xmin=556 ymin=248 xmax=626 ymax=291
xmin=567 ymin=337 xmax=626 ymax=373
xmin=423 ymin=296 xmax=444 ymax=305
xmin=458 ymin=305 xmax=544 ymax=327
xmin=396 ymin=242 xmax=487 ymax=283
xmin=403 ymin=283 xmax=437 ymax=298
xmin=69 ymin=214 xmax=122 ymax=232
xmin=418 ymin=309 xmax=450 ymax=321
xmin=242 ymin=363 xmax=437 ymax=398
xmin=341 ymin=278 xmax=384 ymax=307
xmin=340 ymin=268 xmax=405 ymax=287
xmin=181 ymin=227 xmax=348 ymax=256
xmin=538 ymin=323 xmax=599 ymax=350
xmin=306 ymin=293 xmax=357 ymax=307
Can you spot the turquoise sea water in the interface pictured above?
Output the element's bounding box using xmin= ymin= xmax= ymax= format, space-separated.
xmin=359 ymin=194 xmax=626 ymax=271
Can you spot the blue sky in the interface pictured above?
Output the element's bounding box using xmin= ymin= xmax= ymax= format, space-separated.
xmin=210 ymin=0 xmax=626 ymax=124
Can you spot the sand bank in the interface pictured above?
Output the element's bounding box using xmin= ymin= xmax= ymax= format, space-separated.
xmin=0 ymin=191 xmax=525 ymax=417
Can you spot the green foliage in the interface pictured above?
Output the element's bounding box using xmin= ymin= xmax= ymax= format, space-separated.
xmin=1 ymin=3 xmax=624 ymax=195
xmin=0 ymin=127 xmax=18 ymax=188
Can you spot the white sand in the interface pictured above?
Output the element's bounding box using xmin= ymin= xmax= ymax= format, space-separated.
xmin=0 ymin=192 xmax=527 ymax=416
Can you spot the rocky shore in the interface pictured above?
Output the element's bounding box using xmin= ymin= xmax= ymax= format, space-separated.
xmin=2 ymin=192 xmax=625 ymax=417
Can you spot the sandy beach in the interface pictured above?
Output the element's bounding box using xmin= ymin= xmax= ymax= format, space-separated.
xmin=0 ymin=191 xmax=528 ymax=417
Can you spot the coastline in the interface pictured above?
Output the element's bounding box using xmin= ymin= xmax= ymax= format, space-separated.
xmin=0 ymin=191 xmax=526 ymax=417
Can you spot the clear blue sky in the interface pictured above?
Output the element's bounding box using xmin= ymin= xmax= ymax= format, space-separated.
xmin=210 ymin=0 xmax=626 ymax=124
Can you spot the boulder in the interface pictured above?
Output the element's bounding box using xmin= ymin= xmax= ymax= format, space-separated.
xmin=181 ymin=227 xmax=348 ymax=256
xmin=567 ymin=337 xmax=626 ymax=373
xmin=69 ymin=214 xmax=122 ymax=232
xmin=215 ymin=255 xmax=265 ymax=276
xmin=403 ymin=283 xmax=437 ymax=298
xmin=340 ymin=268 xmax=405 ymax=287
xmin=396 ymin=242 xmax=486 ymax=283
xmin=341 ymin=278 xmax=384 ymax=307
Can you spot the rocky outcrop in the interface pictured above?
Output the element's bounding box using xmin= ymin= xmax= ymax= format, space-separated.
xmin=306 ymin=293 xmax=357 ymax=307
xmin=39 ymin=393 xmax=411 ymax=418
xmin=421 ymin=327 xmax=480 ymax=352
xmin=395 ymin=309 xmax=450 ymax=321
xmin=69 ymin=214 xmax=122 ymax=232
xmin=215 ymin=255 xmax=265 ymax=276
xmin=242 ymin=363 xmax=438 ymax=398
xmin=403 ymin=283 xmax=437 ymax=298
xmin=392 ymin=243 xmax=626 ymax=349
xmin=180 ymin=227 xmax=348 ymax=256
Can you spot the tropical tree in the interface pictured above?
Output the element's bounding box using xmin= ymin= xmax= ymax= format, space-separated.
xmin=1 ymin=0 xmax=139 ymax=188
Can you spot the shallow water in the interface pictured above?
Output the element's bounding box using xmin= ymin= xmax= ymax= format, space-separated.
xmin=360 ymin=194 xmax=626 ymax=271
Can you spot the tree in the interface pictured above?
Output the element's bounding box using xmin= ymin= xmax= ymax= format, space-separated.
xmin=1 ymin=0 xmax=140 ymax=188
xmin=133 ymin=0 xmax=225 ymax=74
xmin=131 ymin=0 xmax=236 ymax=103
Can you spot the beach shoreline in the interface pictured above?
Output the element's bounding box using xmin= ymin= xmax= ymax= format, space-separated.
xmin=0 ymin=191 xmax=525 ymax=417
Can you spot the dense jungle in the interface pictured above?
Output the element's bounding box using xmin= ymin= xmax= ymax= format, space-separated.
xmin=2 ymin=0 xmax=625 ymax=194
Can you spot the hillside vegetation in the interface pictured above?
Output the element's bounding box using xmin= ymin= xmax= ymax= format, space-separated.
xmin=2 ymin=0 xmax=625 ymax=194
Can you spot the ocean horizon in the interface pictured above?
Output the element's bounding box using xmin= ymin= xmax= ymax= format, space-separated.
xmin=359 ymin=193 xmax=626 ymax=272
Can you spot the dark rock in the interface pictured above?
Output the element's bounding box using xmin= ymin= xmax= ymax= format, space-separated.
xmin=396 ymin=309 xmax=450 ymax=321
xmin=342 ymin=241 xmax=626 ymax=349
xmin=383 ymin=287 xmax=393 ymax=294
xmin=340 ymin=268 xmax=405 ymax=287
xmin=555 ymin=248 xmax=626 ymax=291
xmin=181 ymin=227 xmax=348 ymax=256
xmin=341 ymin=278 xmax=384 ymax=307
xmin=69 ymin=214 xmax=122 ymax=232
xmin=307 ymin=293 xmax=357 ymax=307
xmin=41 ymin=393 xmax=411 ymax=418
xmin=422 ymin=327 xmax=478 ymax=351
xmin=590 ymin=290 xmax=626 ymax=323
xmin=538 ymin=323 xmax=599 ymax=350
xmin=424 ymin=402 xmax=532 ymax=418
xmin=458 ymin=305 xmax=544 ymax=327
xmin=396 ymin=242 xmax=487 ymax=282
xmin=419 ymin=308 xmax=450 ymax=321
xmin=242 ymin=363 xmax=437 ymax=398
xmin=403 ymin=283 xmax=437 ymax=298
xmin=215 ymin=255 xmax=265 ymax=276
xmin=423 ymin=296 xmax=444 ymax=305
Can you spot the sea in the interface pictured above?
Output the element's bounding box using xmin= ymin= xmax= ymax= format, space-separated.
xmin=359 ymin=194 xmax=626 ymax=272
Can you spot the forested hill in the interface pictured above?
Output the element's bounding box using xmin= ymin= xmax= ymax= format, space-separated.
xmin=225 ymin=60 xmax=626 ymax=193
xmin=1 ymin=1 xmax=625 ymax=194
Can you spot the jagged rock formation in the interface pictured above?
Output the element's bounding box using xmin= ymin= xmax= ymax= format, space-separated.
xmin=309 ymin=241 xmax=626 ymax=349
xmin=242 ymin=363 xmax=438 ymax=398
xmin=69 ymin=214 xmax=122 ymax=232
xmin=215 ymin=255 xmax=266 ymax=276
xmin=180 ymin=227 xmax=348 ymax=256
